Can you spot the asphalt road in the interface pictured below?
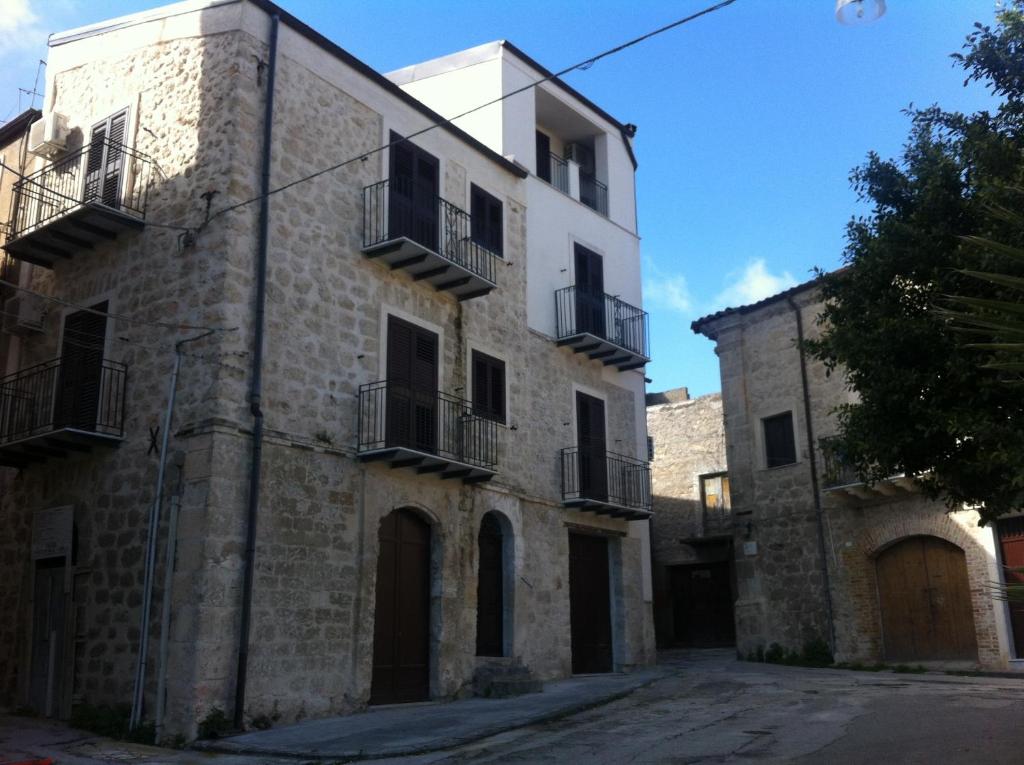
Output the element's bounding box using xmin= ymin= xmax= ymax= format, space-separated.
xmin=380 ymin=650 xmax=1024 ymax=765
xmin=4 ymin=650 xmax=1024 ymax=764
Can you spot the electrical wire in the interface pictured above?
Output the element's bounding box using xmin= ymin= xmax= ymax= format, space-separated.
xmin=199 ymin=0 xmax=738 ymax=231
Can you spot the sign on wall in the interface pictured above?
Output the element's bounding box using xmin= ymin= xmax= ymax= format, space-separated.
xmin=31 ymin=506 xmax=74 ymax=560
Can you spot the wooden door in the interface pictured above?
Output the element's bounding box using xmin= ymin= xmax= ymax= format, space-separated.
xmin=670 ymin=562 xmax=736 ymax=647
xmin=476 ymin=513 xmax=504 ymax=657
xmin=996 ymin=517 xmax=1024 ymax=657
xmin=371 ymin=509 xmax=431 ymax=704
xmin=28 ymin=558 xmax=66 ymax=717
xmin=535 ymin=131 xmax=551 ymax=182
xmin=55 ymin=302 xmax=107 ymax=431
xmin=569 ymin=533 xmax=613 ymax=673
xmin=574 ymin=244 xmax=605 ymax=338
xmin=388 ymin=132 xmax=439 ymax=251
xmin=876 ymin=536 xmax=978 ymax=661
xmin=576 ymin=392 xmax=607 ymax=502
xmin=386 ymin=316 xmax=437 ymax=454
xmin=84 ymin=111 xmax=127 ymax=208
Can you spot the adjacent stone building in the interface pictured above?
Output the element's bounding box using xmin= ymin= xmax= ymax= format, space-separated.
xmin=0 ymin=0 xmax=655 ymax=739
xmin=646 ymin=388 xmax=734 ymax=648
xmin=693 ymin=277 xmax=1024 ymax=670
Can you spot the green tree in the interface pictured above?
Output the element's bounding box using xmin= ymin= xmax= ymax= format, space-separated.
xmin=806 ymin=2 xmax=1024 ymax=525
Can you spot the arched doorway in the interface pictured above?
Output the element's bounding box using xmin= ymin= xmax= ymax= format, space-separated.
xmin=476 ymin=512 xmax=509 ymax=657
xmin=371 ymin=508 xmax=431 ymax=704
xmin=875 ymin=536 xmax=978 ymax=661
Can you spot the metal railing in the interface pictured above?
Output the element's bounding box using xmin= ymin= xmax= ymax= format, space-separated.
xmin=561 ymin=445 xmax=652 ymax=512
xmin=9 ymin=139 xmax=153 ymax=240
xmin=547 ymin=153 xmax=569 ymax=193
xmin=555 ymin=285 xmax=650 ymax=359
xmin=357 ymin=379 xmax=497 ymax=470
xmin=0 ymin=357 xmax=127 ymax=445
xmin=362 ymin=178 xmax=498 ymax=285
xmin=819 ymin=436 xmax=863 ymax=488
xmin=579 ymin=171 xmax=608 ymax=216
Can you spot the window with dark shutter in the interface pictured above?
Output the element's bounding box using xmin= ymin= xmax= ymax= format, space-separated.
xmin=763 ymin=412 xmax=797 ymax=467
xmin=472 ymin=350 xmax=505 ymax=424
xmin=470 ymin=184 xmax=503 ymax=257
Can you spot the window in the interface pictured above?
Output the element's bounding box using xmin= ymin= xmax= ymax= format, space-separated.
xmin=763 ymin=412 xmax=797 ymax=468
xmin=647 ymin=436 xmax=654 ymax=462
xmin=470 ymin=184 xmax=503 ymax=257
xmin=700 ymin=472 xmax=731 ymax=512
xmin=472 ymin=350 xmax=505 ymax=424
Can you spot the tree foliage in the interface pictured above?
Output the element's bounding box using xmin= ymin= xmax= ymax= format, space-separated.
xmin=806 ymin=2 xmax=1024 ymax=524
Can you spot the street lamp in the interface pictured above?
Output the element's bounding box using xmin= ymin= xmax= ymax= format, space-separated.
xmin=835 ymin=0 xmax=886 ymax=25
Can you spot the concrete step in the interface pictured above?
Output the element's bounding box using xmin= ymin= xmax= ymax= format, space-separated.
xmin=473 ymin=662 xmax=543 ymax=698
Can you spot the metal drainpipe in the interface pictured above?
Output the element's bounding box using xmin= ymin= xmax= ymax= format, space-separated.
xmin=786 ymin=295 xmax=837 ymax=655
xmin=234 ymin=11 xmax=278 ymax=731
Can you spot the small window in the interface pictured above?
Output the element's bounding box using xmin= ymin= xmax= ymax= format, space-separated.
xmin=763 ymin=412 xmax=797 ymax=468
xmin=472 ymin=350 xmax=505 ymax=424
xmin=471 ymin=184 xmax=503 ymax=257
xmin=700 ymin=472 xmax=731 ymax=512
xmin=647 ymin=436 xmax=654 ymax=462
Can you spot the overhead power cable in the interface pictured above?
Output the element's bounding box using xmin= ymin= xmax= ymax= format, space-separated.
xmin=200 ymin=0 xmax=738 ymax=230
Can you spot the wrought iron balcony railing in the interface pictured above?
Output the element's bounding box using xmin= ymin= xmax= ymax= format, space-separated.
xmin=555 ymin=285 xmax=650 ymax=370
xmin=357 ymin=379 xmax=497 ymax=481
xmin=819 ymin=437 xmax=859 ymax=489
xmin=818 ymin=436 xmax=915 ymax=502
xmin=579 ymin=170 xmax=608 ymax=216
xmin=561 ymin=445 xmax=652 ymax=519
xmin=546 ymin=153 xmax=570 ymax=194
xmin=361 ymin=179 xmax=498 ymax=299
xmin=8 ymin=139 xmax=153 ymax=242
xmin=0 ymin=356 xmax=127 ymax=459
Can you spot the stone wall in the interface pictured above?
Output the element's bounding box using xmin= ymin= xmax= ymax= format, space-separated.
xmin=646 ymin=391 xmax=728 ymax=644
xmin=697 ymin=285 xmax=1014 ymax=668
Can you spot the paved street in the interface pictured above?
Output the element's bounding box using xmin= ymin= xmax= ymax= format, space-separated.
xmin=4 ymin=651 xmax=1024 ymax=764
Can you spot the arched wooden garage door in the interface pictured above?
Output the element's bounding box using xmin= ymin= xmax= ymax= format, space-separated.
xmin=875 ymin=536 xmax=978 ymax=661
xmin=371 ymin=508 xmax=431 ymax=704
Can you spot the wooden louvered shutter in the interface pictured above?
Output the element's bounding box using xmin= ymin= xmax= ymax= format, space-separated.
xmin=470 ymin=185 xmax=502 ymax=257
xmin=56 ymin=301 xmax=108 ymax=430
xmin=535 ymin=131 xmax=551 ymax=182
xmin=576 ymin=392 xmax=607 ymax=501
xmin=386 ymin=317 xmax=414 ymax=448
xmin=411 ymin=331 xmax=438 ymax=452
xmin=472 ymin=350 xmax=505 ymax=424
xmin=84 ymin=111 xmax=127 ymax=208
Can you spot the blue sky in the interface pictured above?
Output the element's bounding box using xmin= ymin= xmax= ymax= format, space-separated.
xmin=0 ymin=0 xmax=1002 ymax=396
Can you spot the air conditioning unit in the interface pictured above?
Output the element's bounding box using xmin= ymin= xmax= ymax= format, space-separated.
xmin=2 ymin=293 xmax=45 ymax=336
xmin=564 ymin=142 xmax=595 ymax=173
xmin=28 ymin=113 xmax=69 ymax=158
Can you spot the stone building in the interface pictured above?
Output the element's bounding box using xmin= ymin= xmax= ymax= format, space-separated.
xmin=0 ymin=0 xmax=655 ymax=739
xmin=646 ymin=388 xmax=734 ymax=648
xmin=692 ymin=276 xmax=1024 ymax=670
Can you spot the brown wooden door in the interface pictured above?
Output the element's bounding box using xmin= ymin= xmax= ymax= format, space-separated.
xmin=386 ymin=316 xmax=437 ymax=454
xmin=569 ymin=533 xmax=613 ymax=673
xmin=388 ymin=131 xmax=439 ymax=252
xmin=576 ymin=392 xmax=607 ymax=502
xmin=56 ymin=302 xmax=108 ymax=431
xmin=996 ymin=517 xmax=1024 ymax=657
xmin=670 ymin=562 xmax=736 ymax=648
xmin=28 ymin=558 xmax=66 ymax=717
xmin=574 ymin=244 xmax=605 ymax=337
xmin=371 ymin=509 xmax=431 ymax=704
xmin=876 ymin=536 xmax=978 ymax=662
xmin=476 ymin=513 xmax=504 ymax=657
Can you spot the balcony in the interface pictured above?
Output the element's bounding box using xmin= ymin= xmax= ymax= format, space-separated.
xmin=555 ymin=286 xmax=650 ymax=371
xmin=819 ymin=437 xmax=917 ymax=503
xmin=356 ymin=380 xmax=497 ymax=483
xmin=537 ymin=153 xmax=608 ymax=217
xmin=4 ymin=139 xmax=153 ymax=268
xmin=0 ymin=357 xmax=127 ymax=467
xmin=560 ymin=446 xmax=652 ymax=520
xmin=361 ymin=179 xmax=499 ymax=301
xmin=579 ymin=171 xmax=608 ymax=216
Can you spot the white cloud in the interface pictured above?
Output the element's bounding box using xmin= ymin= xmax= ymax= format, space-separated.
xmin=643 ymin=259 xmax=692 ymax=314
xmin=713 ymin=258 xmax=797 ymax=311
xmin=0 ymin=0 xmax=47 ymax=56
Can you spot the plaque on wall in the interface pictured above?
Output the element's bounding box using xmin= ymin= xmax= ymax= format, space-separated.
xmin=31 ymin=506 xmax=74 ymax=560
